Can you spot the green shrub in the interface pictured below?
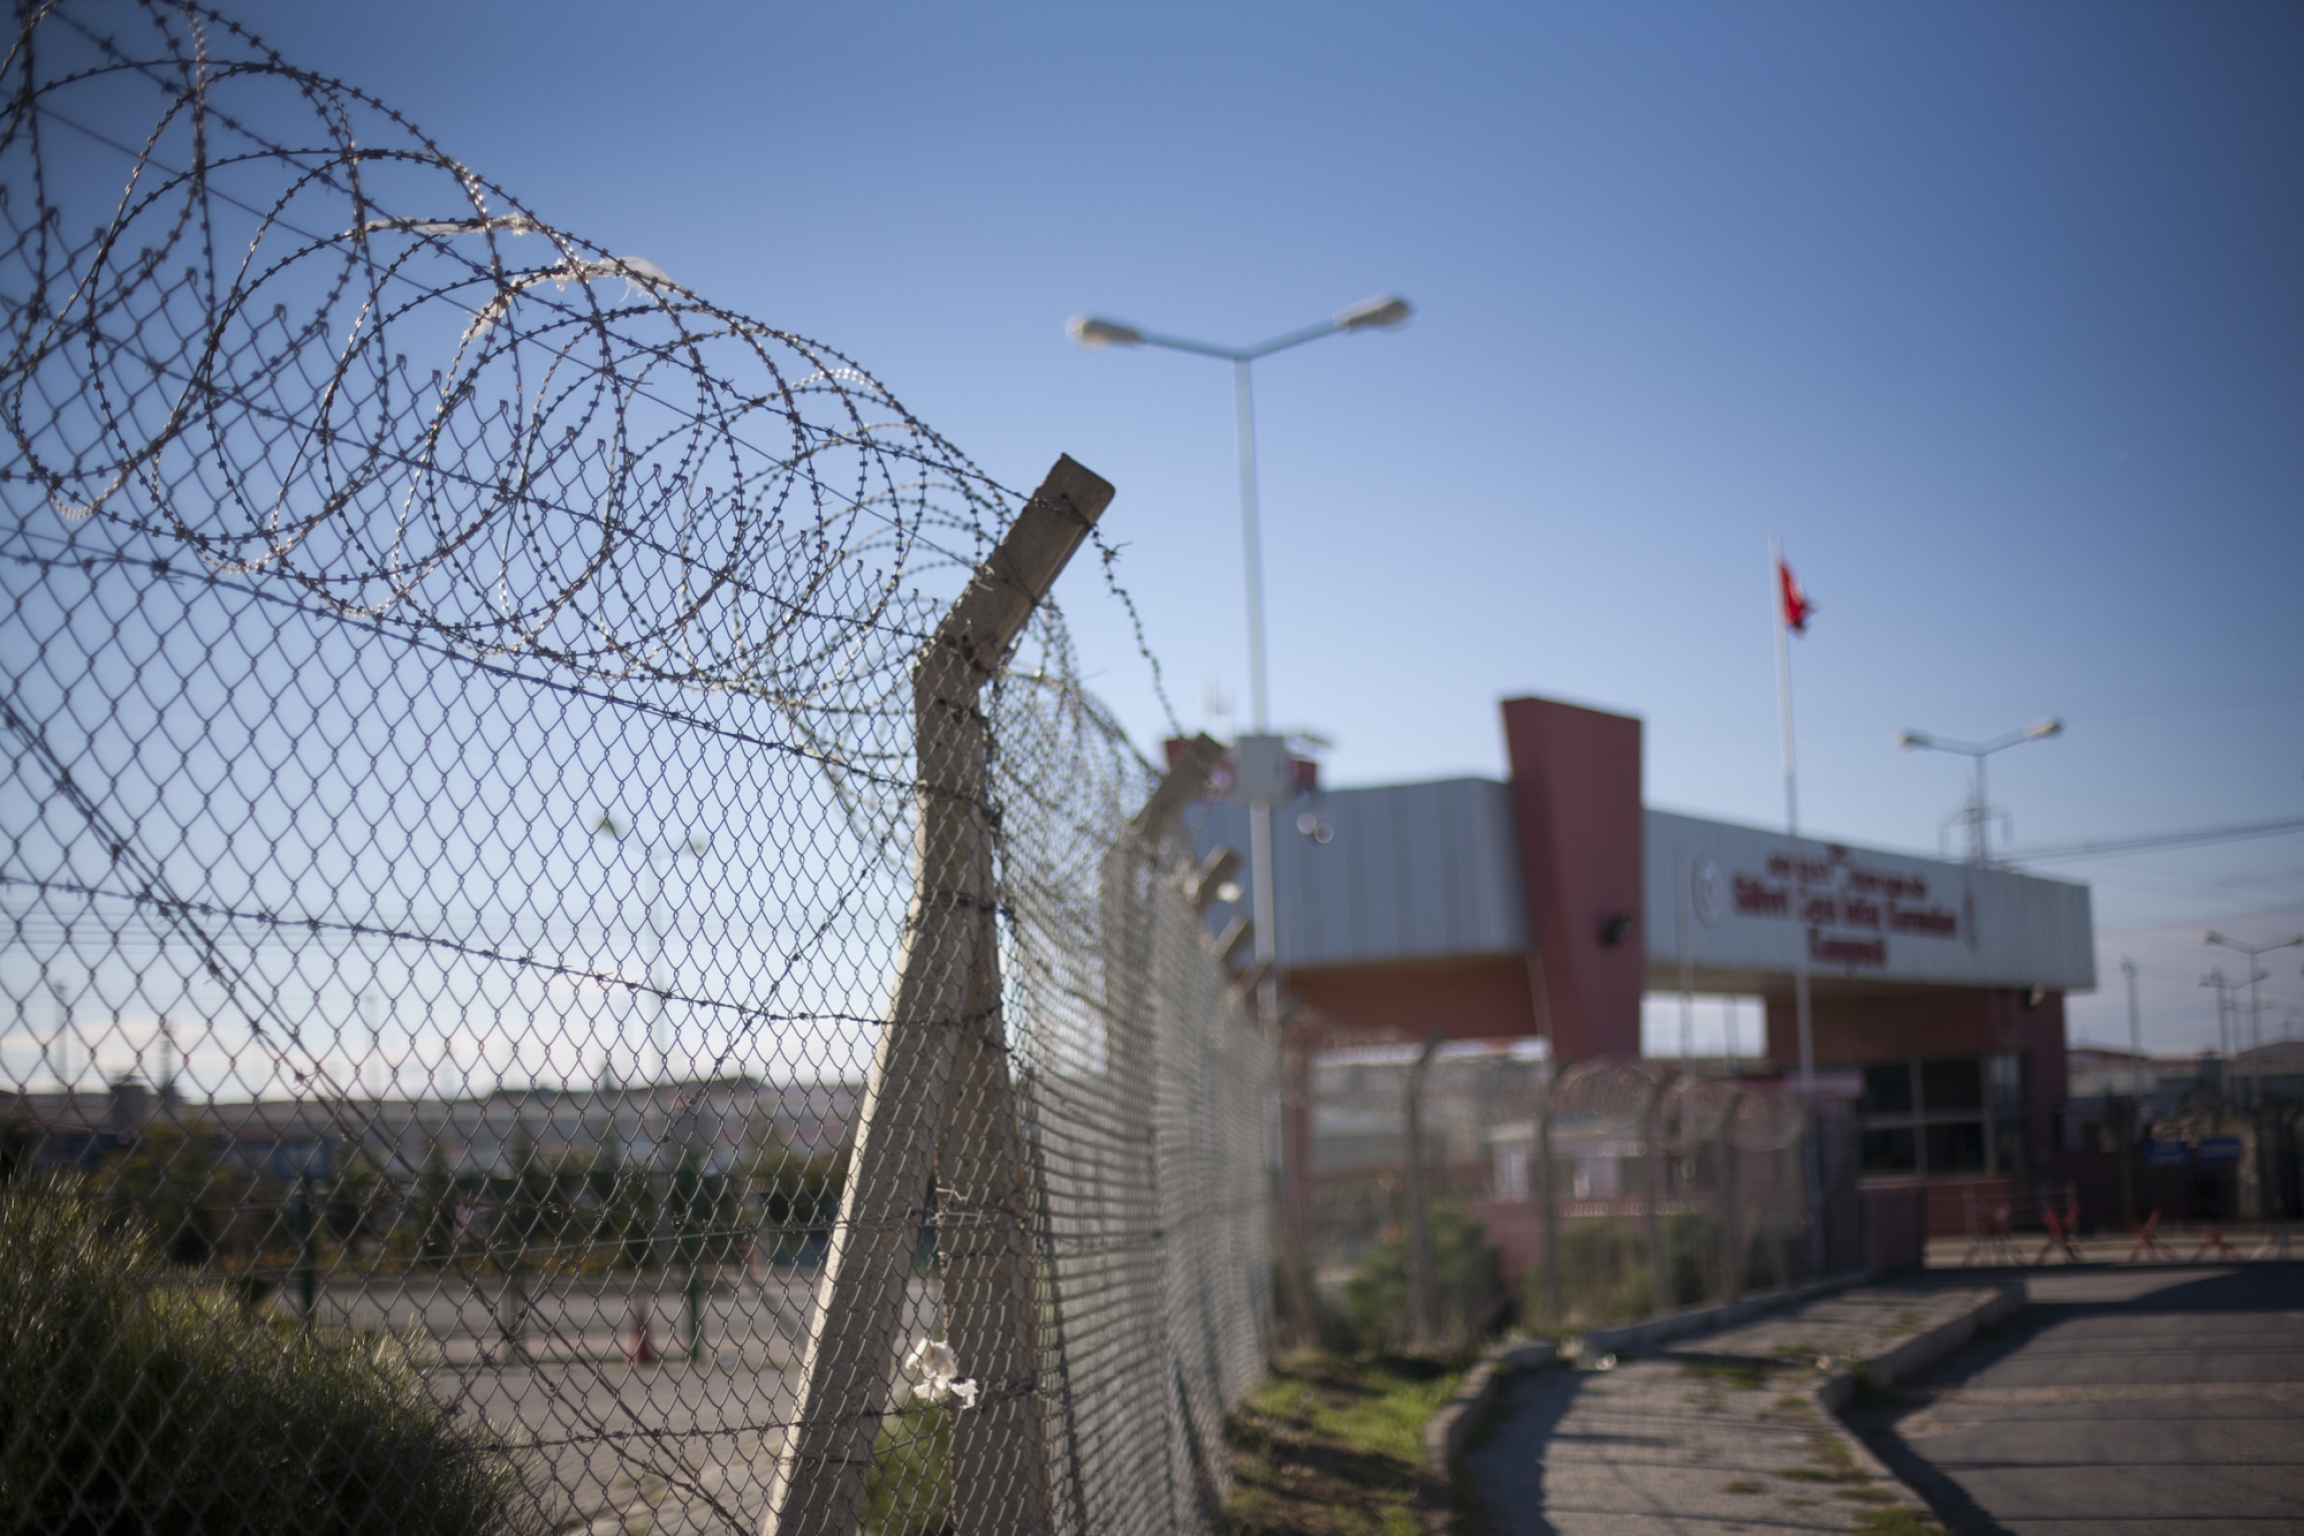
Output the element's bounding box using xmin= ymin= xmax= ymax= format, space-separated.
xmin=0 ymin=1178 xmax=543 ymax=1536
xmin=1522 ymin=1213 xmax=1733 ymax=1333
xmin=1342 ymin=1200 xmax=1503 ymax=1353
xmin=1523 ymin=1220 xmax=1646 ymax=1333
xmin=1661 ymin=1211 xmax=1723 ymax=1307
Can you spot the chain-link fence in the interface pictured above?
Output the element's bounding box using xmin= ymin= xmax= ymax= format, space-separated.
xmin=0 ymin=5 xmax=1271 ymax=1533
xmin=1303 ymin=1048 xmax=1859 ymax=1346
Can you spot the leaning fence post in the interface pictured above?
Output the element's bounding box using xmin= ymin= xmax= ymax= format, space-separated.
xmin=763 ymin=456 xmax=1115 ymax=1536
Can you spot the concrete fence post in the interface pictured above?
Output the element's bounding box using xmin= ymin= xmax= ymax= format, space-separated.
xmin=1719 ymin=1093 xmax=1746 ymax=1297
xmin=1642 ymin=1076 xmax=1673 ymax=1314
xmin=763 ymin=456 xmax=1115 ymax=1536
xmin=1537 ymin=1065 xmax=1561 ymax=1329
xmin=1403 ymin=1031 xmax=1447 ymax=1349
xmin=1090 ymin=734 xmax=1223 ymax=1523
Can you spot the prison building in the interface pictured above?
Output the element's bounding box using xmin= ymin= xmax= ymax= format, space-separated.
xmin=1190 ymin=693 xmax=2095 ymax=1235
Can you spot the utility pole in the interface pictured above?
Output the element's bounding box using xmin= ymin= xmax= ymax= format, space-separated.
xmin=1676 ymin=851 xmax=1695 ymax=1063
xmin=2122 ymin=959 xmax=2142 ymax=1100
xmin=2119 ymin=960 xmax=2141 ymax=1224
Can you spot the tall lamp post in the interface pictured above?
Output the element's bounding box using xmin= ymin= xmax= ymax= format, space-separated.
xmin=1895 ymin=717 xmax=2063 ymax=866
xmin=1066 ymin=295 xmax=1411 ymax=1026
xmin=1068 ymin=295 xmax=1410 ymax=1273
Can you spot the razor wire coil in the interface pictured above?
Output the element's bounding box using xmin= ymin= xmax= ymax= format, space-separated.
xmin=0 ymin=6 xmax=1269 ymax=1534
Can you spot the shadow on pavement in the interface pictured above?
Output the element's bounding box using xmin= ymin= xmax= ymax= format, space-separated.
xmin=1462 ymin=1365 xmax=1587 ymax=1536
xmin=1850 ymin=1262 xmax=2304 ymax=1536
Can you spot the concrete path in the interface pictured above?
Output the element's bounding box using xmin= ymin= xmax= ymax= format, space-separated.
xmin=1465 ymin=1281 xmax=2006 ymax=1534
xmin=1848 ymin=1264 xmax=2304 ymax=1535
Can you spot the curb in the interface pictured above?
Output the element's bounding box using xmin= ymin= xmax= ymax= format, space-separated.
xmin=1420 ymin=1271 xmax=1871 ymax=1491
xmin=1804 ymin=1281 xmax=2026 ymax=1527
xmin=1421 ymin=1337 xmax=1559 ymax=1485
xmin=1817 ymin=1278 xmax=2025 ymax=1410
xmin=1427 ymin=1278 xmax=2026 ymax=1533
xmin=1571 ymin=1268 xmax=1869 ymax=1362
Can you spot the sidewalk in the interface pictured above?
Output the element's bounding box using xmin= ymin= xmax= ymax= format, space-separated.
xmin=1462 ymin=1283 xmax=2008 ymax=1534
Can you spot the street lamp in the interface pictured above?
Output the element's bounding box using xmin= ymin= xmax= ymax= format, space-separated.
xmin=2204 ymin=930 xmax=2303 ymax=1096
xmin=1895 ymin=717 xmax=2063 ymax=866
xmin=1065 ymin=294 xmax=1412 ymax=1024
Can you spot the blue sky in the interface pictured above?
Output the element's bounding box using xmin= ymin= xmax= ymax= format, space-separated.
xmin=229 ymin=0 xmax=2302 ymax=1056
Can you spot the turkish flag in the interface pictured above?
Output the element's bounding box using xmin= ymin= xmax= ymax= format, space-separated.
xmin=1778 ymin=556 xmax=1815 ymax=635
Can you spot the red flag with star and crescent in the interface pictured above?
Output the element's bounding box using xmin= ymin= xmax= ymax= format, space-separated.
xmin=1777 ymin=555 xmax=1815 ymax=635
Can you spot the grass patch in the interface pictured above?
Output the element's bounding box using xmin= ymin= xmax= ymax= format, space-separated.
xmin=1776 ymin=1467 xmax=1838 ymax=1484
xmin=1809 ymin=1431 xmax=1862 ymax=1477
xmin=1223 ymin=1352 xmax=1463 ymax=1535
xmin=1883 ymin=1309 xmax=1924 ymax=1338
xmin=1854 ymin=1508 xmax=1949 ymax=1535
xmin=1721 ymin=1480 xmax=1762 ymax=1495
xmin=1770 ymin=1394 xmax=1814 ymax=1416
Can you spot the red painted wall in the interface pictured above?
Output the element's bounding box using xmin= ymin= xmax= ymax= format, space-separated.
xmin=1282 ymin=954 xmax=1538 ymax=1045
xmin=1500 ymin=696 xmax=1645 ymax=1062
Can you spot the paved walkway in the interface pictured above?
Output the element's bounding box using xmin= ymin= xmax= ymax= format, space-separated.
xmin=1465 ymin=1282 xmax=2004 ymax=1534
xmin=1849 ymin=1264 xmax=2304 ymax=1534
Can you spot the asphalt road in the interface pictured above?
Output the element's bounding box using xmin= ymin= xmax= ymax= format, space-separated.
xmin=289 ymin=1272 xmax=943 ymax=1534
xmin=1849 ymin=1264 xmax=2304 ymax=1535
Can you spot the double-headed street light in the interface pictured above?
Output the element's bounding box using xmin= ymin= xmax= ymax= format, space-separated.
xmin=1895 ymin=717 xmax=2063 ymax=866
xmin=1067 ymin=295 xmax=1412 ymax=1024
xmin=2205 ymin=930 xmax=2304 ymax=1095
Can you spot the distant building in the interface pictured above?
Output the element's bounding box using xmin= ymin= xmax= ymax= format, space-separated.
xmin=1189 ymin=692 xmax=2095 ymax=1230
xmin=2 ymin=1075 xmax=864 ymax=1182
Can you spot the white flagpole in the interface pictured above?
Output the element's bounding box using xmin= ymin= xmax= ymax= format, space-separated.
xmin=1771 ymin=538 xmax=1815 ymax=1094
xmin=1774 ymin=537 xmax=1826 ymax=1278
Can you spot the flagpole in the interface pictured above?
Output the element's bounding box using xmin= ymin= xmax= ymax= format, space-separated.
xmin=1773 ymin=537 xmax=1825 ymax=1280
xmin=1770 ymin=538 xmax=1814 ymax=1094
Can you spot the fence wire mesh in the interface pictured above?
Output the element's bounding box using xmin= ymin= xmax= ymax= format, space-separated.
xmin=0 ymin=5 xmax=1273 ymax=1533
xmin=1302 ymin=1048 xmax=1858 ymax=1348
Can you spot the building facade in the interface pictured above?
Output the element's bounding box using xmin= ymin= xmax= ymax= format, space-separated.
xmin=1190 ymin=693 xmax=2095 ymax=1216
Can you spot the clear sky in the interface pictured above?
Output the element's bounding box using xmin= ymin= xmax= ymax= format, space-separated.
xmin=225 ymin=0 xmax=2302 ymax=1057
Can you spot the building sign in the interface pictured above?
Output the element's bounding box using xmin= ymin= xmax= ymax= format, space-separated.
xmin=1645 ymin=810 xmax=2096 ymax=992
xmin=1725 ymin=848 xmax=1968 ymax=970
